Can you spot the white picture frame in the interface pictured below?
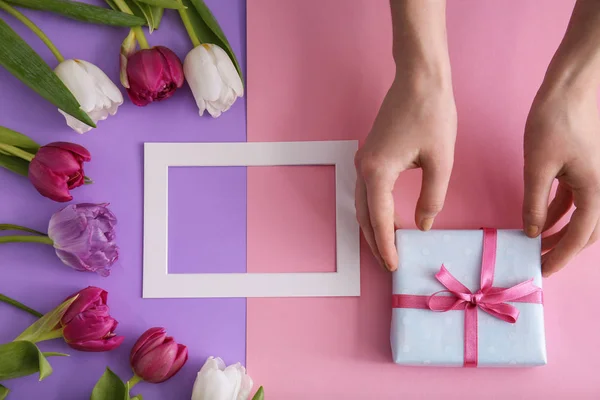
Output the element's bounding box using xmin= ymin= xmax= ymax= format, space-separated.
xmin=143 ymin=140 xmax=360 ymax=298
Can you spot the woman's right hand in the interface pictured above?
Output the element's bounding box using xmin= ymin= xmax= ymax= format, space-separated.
xmin=354 ymin=75 xmax=457 ymax=271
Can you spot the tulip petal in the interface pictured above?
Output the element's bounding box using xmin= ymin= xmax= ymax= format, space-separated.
xmin=130 ymin=327 xmax=166 ymax=364
xmin=55 ymin=60 xmax=97 ymax=113
xmin=77 ymin=60 xmax=124 ymax=105
xmin=155 ymin=46 xmax=184 ymax=88
xmin=184 ymin=45 xmax=222 ymax=101
xmin=63 ymin=314 xmax=117 ymax=342
xmin=68 ymin=335 xmax=124 ymax=352
xmin=211 ymin=44 xmax=244 ymax=97
xmin=28 ymin=161 xmax=72 ymax=202
xmin=163 ymin=344 xmax=188 ymax=381
xmin=61 ymin=286 xmax=106 ymax=324
xmin=58 ymin=110 xmax=94 ymax=134
xmin=45 ymin=142 xmax=91 ymax=162
xmin=31 ymin=147 xmax=81 ymax=176
xmin=194 ymin=368 xmax=236 ymax=400
xmin=133 ymin=341 xmax=178 ymax=383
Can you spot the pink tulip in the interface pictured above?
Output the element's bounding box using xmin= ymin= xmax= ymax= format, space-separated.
xmin=28 ymin=142 xmax=91 ymax=202
xmin=125 ymin=46 xmax=184 ymax=106
xmin=130 ymin=327 xmax=188 ymax=383
xmin=61 ymin=286 xmax=124 ymax=352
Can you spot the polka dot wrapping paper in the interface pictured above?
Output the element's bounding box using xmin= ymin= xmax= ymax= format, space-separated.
xmin=392 ymin=229 xmax=546 ymax=367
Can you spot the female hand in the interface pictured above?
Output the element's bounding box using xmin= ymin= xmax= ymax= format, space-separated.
xmin=523 ymin=84 xmax=600 ymax=277
xmin=354 ymin=76 xmax=457 ymax=271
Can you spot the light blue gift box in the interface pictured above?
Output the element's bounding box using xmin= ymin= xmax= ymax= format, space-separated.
xmin=391 ymin=229 xmax=547 ymax=367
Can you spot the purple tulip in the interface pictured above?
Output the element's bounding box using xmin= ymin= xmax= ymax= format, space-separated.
xmin=130 ymin=327 xmax=188 ymax=383
xmin=48 ymin=203 xmax=118 ymax=276
xmin=28 ymin=142 xmax=91 ymax=202
xmin=61 ymin=286 xmax=124 ymax=352
xmin=126 ymin=46 xmax=184 ymax=106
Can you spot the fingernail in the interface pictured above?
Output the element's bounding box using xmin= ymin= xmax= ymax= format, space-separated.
xmin=526 ymin=225 xmax=539 ymax=237
xmin=421 ymin=218 xmax=434 ymax=231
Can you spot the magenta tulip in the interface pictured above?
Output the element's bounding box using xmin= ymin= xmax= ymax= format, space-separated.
xmin=125 ymin=46 xmax=184 ymax=106
xmin=48 ymin=203 xmax=119 ymax=276
xmin=61 ymin=286 xmax=124 ymax=352
xmin=28 ymin=142 xmax=91 ymax=202
xmin=130 ymin=327 xmax=188 ymax=383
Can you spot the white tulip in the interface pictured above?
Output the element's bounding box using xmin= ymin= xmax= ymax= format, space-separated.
xmin=191 ymin=357 xmax=253 ymax=400
xmin=54 ymin=59 xmax=123 ymax=134
xmin=184 ymin=44 xmax=244 ymax=118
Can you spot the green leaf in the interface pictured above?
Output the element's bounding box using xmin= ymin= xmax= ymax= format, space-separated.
xmin=90 ymin=368 xmax=128 ymax=400
xmin=150 ymin=6 xmax=163 ymax=28
xmin=15 ymin=296 xmax=78 ymax=343
xmin=187 ymin=0 xmax=243 ymax=81
xmin=0 ymin=126 xmax=40 ymax=153
xmin=42 ymin=352 xmax=69 ymax=358
xmin=0 ymin=384 xmax=9 ymax=400
xmin=251 ymin=386 xmax=264 ymax=400
xmin=4 ymin=0 xmax=145 ymax=26
xmin=0 ymin=341 xmax=54 ymax=381
xmin=0 ymin=18 xmax=95 ymax=128
xmin=134 ymin=0 xmax=183 ymax=9
xmin=105 ymin=0 xmax=162 ymax=30
xmin=130 ymin=396 xmax=142 ymax=400
xmin=131 ymin=0 xmax=155 ymax=31
xmin=0 ymin=154 xmax=29 ymax=177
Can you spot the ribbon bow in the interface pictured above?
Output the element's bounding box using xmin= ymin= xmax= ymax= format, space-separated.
xmin=392 ymin=228 xmax=543 ymax=367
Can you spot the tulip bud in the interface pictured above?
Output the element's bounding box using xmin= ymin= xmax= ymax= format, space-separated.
xmin=184 ymin=44 xmax=244 ymax=118
xmin=191 ymin=356 xmax=254 ymax=400
xmin=28 ymin=142 xmax=91 ymax=202
xmin=54 ymin=59 xmax=123 ymax=134
xmin=130 ymin=327 xmax=188 ymax=383
xmin=125 ymin=46 xmax=184 ymax=106
xmin=48 ymin=203 xmax=119 ymax=276
xmin=60 ymin=286 xmax=124 ymax=352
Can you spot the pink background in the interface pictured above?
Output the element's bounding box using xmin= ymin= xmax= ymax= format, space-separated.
xmin=246 ymin=0 xmax=600 ymax=398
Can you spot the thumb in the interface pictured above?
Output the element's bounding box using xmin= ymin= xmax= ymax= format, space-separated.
xmin=415 ymin=159 xmax=452 ymax=231
xmin=523 ymin=163 xmax=555 ymax=237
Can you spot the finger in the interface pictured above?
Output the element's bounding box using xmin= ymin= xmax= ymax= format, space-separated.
xmin=415 ymin=158 xmax=452 ymax=231
xmin=355 ymin=179 xmax=384 ymax=268
xmin=542 ymin=191 xmax=600 ymax=277
xmin=541 ymin=224 xmax=567 ymax=253
xmin=365 ymin=172 xmax=398 ymax=271
xmin=543 ymin=183 xmax=573 ymax=232
xmin=585 ymin=218 xmax=600 ymax=249
xmin=394 ymin=214 xmax=403 ymax=230
xmin=523 ymin=163 xmax=557 ymax=237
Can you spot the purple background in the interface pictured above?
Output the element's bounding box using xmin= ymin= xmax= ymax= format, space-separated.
xmin=0 ymin=1 xmax=247 ymax=399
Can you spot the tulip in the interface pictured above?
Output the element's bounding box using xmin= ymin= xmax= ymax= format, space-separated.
xmin=48 ymin=203 xmax=119 ymax=276
xmin=28 ymin=142 xmax=91 ymax=202
xmin=130 ymin=327 xmax=188 ymax=383
xmin=60 ymin=286 xmax=124 ymax=352
xmin=125 ymin=46 xmax=184 ymax=106
xmin=184 ymin=44 xmax=244 ymax=118
xmin=191 ymin=357 xmax=254 ymax=400
xmin=54 ymin=59 xmax=123 ymax=134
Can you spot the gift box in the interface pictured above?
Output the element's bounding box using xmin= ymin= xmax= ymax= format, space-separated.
xmin=391 ymin=228 xmax=547 ymax=367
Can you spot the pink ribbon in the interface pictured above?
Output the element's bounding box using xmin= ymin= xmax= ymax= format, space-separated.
xmin=392 ymin=228 xmax=543 ymax=367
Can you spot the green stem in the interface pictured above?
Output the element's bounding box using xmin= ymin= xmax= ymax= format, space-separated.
xmin=0 ymin=293 xmax=43 ymax=318
xmin=0 ymin=143 xmax=34 ymax=162
xmin=178 ymin=6 xmax=201 ymax=47
xmin=126 ymin=375 xmax=143 ymax=389
xmin=113 ymin=0 xmax=150 ymax=49
xmin=0 ymin=235 xmax=53 ymax=245
xmin=0 ymin=0 xmax=64 ymax=62
xmin=0 ymin=224 xmax=46 ymax=236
